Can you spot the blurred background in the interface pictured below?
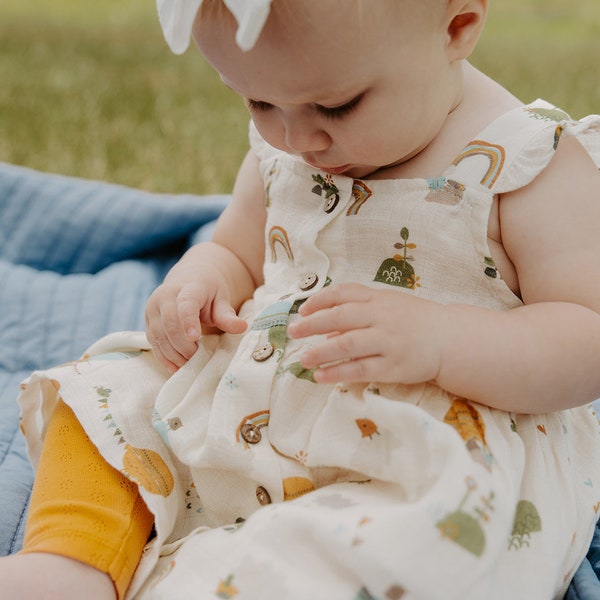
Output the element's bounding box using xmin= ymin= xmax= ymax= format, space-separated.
xmin=0 ymin=0 xmax=598 ymax=195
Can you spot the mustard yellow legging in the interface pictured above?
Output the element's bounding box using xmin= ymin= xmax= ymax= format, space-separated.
xmin=21 ymin=399 xmax=154 ymax=599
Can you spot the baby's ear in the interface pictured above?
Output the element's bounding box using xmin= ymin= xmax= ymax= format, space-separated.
xmin=445 ymin=0 xmax=488 ymax=61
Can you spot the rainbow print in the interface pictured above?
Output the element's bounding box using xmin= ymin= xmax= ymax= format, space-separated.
xmin=268 ymin=225 xmax=294 ymax=262
xmin=452 ymin=140 xmax=506 ymax=189
xmin=346 ymin=180 xmax=373 ymax=215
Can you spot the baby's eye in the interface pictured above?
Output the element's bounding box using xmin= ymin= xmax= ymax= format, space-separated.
xmin=247 ymin=99 xmax=273 ymax=112
xmin=316 ymin=94 xmax=363 ymax=120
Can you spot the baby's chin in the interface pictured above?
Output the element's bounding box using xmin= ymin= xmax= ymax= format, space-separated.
xmin=313 ymin=163 xmax=383 ymax=179
xmin=344 ymin=165 xmax=381 ymax=179
xmin=342 ymin=163 xmax=397 ymax=180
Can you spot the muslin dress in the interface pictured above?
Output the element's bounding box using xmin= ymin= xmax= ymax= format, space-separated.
xmin=19 ymin=100 xmax=600 ymax=600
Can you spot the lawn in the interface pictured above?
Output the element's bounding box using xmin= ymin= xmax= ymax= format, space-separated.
xmin=0 ymin=0 xmax=598 ymax=195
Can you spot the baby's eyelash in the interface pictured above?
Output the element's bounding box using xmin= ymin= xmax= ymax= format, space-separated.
xmin=247 ymin=99 xmax=273 ymax=112
xmin=316 ymin=95 xmax=363 ymax=120
xmin=246 ymin=95 xmax=363 ymax=119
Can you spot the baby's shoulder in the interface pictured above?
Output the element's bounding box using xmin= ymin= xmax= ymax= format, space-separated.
xmin=500 ymin=132 xmax=600 ymax=212
xmin=497 ymin=123 xmax=600 ymax=308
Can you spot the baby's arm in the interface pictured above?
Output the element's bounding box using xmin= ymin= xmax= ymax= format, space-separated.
xmin=146 ymin=150 xmax=266 ymax=371
xmin=290 ymin=137 xmax=600 ymax=413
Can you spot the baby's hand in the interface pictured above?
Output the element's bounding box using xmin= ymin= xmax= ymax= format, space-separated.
xmin=288 ymin=283 xmax=445 ymax=385
xmin=146 ymin=273 xmax=247 ymax=373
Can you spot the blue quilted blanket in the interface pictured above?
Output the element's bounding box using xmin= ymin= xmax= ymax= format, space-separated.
xmin=0 ymin=161 xmax=598 ymax=598
xmin=0 ymin=161 xmax=227 ymax=553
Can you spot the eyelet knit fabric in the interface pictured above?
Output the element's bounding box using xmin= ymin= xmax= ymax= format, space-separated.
xmin=21 ymin=399 xmax=154 ymax=599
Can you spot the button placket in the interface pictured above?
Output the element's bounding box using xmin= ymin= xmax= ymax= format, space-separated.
xmin=294 ymin=178 xmax=356 ymax=298
xmin=250 ymin=298 xmax=294 ymax=363
xmin=311 ymin=172 xmax=341 ymax=215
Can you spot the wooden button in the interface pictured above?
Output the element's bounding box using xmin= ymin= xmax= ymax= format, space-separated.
xmin=252 ymin=343 xmax=274 ymax=362
xmin=240 ymin=423 xmax=262 ymax=444
xmin=256 ymin=486 xmax=272 ymax=505
xmin=324 ymin=193 xmax=339 ymax=213
xmin=299 ymin=272 xmax=318 ymax=291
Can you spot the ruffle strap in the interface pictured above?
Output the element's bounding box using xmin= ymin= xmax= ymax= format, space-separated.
xmin=445 ymin=99 xmax=600 ymax=194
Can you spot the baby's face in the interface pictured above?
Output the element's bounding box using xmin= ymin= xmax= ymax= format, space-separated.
xmin=195 ymin=0 xmax=462 ymax=179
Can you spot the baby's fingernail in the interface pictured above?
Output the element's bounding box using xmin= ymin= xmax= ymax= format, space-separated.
xmin=186 ymin=328 xmax=199 ymax=340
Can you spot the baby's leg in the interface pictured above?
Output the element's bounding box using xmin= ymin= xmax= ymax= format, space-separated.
xmin=0 ymin=551 xmax=117 ymax=600
xmin=0 ymin=399 xmax=154 ymax=600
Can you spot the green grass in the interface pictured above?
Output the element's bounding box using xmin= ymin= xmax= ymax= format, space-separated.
xmin=0 ymin=0 xmax=598 ymax=194
xmin=0 ymin=1 xmax=248 ymax=194
xmin=472 ymin=0 xmax=600 ymax=120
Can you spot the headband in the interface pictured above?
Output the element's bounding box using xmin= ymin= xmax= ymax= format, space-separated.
xmin=157 ymin=0 xmax=273 ymax=54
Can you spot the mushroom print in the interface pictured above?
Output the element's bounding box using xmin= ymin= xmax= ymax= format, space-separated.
xmin=374 ymin=227 xmax=420 ymax=290
xmin=436 ymin=476 xmax=495 ymax=557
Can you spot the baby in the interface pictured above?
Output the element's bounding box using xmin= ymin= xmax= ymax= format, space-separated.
xmin=3 ymin=1 xmax=600 ymax=599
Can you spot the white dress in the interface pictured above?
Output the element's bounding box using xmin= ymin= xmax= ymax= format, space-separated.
xmin=19 ymin=100 xmax=600 ymax=599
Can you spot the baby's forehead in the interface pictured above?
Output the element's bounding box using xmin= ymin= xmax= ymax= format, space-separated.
xmin=196 ymin=8 xmax=384 ymax=96
xmin=197 ymin=0 xmax=436 ymax=38
xmin=194 ymin=0 xmax=449 ymax=104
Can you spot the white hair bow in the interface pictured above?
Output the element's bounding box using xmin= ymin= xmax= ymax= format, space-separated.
xmin=157 ymin=0 xmax=273 ymax=54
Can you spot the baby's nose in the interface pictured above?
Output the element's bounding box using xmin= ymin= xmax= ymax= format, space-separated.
xmin=283 ymin=116 xmax=332 ymax=153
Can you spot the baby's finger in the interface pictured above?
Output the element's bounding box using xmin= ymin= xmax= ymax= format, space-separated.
xmin=146 ymin=330 xmax=188 ymax=373
xmin=176 ymin=284 xmax=205 ymax=341
xmin=211 ymin=296 xmax=248 ymax=335
xmin=150 ymin=310 xmax=195 ymax=362
xmin=313 ymin=355 xmax=383 ymax=384
xmin=289 ymin=301 xmax=370 ymax=339
xmin=299 ymin=282 xmax=372 ymax=316
xmin=300 ymin=329 xmax=378 ymax=369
